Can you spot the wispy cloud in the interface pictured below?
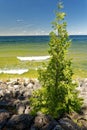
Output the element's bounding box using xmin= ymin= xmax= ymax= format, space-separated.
xmin=0 ymin=25 xmax=50 ymax=36
xmin=16 ymin=19 xmax=24 ymax=23
xmin=69 ymin=31 xmax=87 ymax=35
xmin=25 ymin=24 xmax=34 ymax=28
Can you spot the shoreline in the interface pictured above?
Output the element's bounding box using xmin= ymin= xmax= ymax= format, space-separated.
xmin=0 ymin=77 xmax=87 ymax=129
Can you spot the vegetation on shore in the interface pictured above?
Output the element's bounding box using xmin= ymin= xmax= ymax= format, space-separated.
xmin=30 ymin=2 xmax=82 ymax=118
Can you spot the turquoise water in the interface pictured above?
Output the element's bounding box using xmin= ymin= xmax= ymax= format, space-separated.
xmin=0 ymin=35 xmax=87 ymax=75
xmin=69 ymin=35 xmax=87 ymax=70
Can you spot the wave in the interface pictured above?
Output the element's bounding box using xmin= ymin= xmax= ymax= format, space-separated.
xmin=0 ymin=69 xmax=28 ymax=74
xmin=17 ymin=56 xmax=50 ymax=61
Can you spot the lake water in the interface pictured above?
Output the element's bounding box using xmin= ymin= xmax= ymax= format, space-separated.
xmin=0 ymin=35 xmax=87 ymax=75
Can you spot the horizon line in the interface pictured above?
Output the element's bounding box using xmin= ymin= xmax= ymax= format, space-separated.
xmin=0 ymin=34 xmax=87 ymax=37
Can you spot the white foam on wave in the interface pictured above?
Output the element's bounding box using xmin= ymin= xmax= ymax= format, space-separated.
xmin=0 ymin=69 xmax=28 ymax=74
xmin=17 ymin=56 xmax=50 ymax=61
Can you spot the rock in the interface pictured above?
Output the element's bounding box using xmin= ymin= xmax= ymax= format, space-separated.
xmin=13 ymin=90 xmax=20 ymax=99
xmin=18 ymin=95 xmax=25 ymax=100
xmin=30 ymin=125 xmax=38 ymax=130
xmin=23 ymin=78 xmax=30 ymax=86
xmin=24 ymin=106 xmax=31 ymax=114
xmin=13 ymin=85 xmax=19 ymax=89
xmin=0 ymin=78 xmax=87 ymax=130
xmin=0 ymin=90 xmax=4 ymax=97
xmin=22 ymin=99 xmax=30 ymax=105
xmin=42 ymin=120 xmax=60 ymax=130
xmin=0 ymin=82 xmax=7 ymax=89
xmin=53 ymin=124 xmax=64 ymax=130
xmin=6 ymin=114 xmax=34 ymax=130
xmin=81 ymin=106 xmax=87 ymax=114
xmin=27 ymin=83 xmax=34 ymax=89
xmin=30 ymin=79 xmax=35 ymax=85
xmin=0 ymin=109 xmax=10 ymax=129
xmin=17 ymin=104 xmax=25 ymax=114
xmin=34 ymin=113 xmax=59 ymax=130
xmin=13 ymin=99 xmax=20 ymax=106
xmin=23 ymin=89 xmax=33 ymax=97
xmin=34 ymin=114 xmax=50 ymax=128
xmin=0 ymin=101 xmax=11 ymax=108
xmin=13 ymin=81 xmax=20 ymax=85
xmin=59 ymin=117 xmax=81 ymax=130
xmin=77 ymin=118 xmax=87 ymax=130
xmin=0 ymin=101 xmax=16 ymax=115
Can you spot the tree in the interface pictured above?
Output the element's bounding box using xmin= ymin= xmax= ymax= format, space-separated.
xmin=30 ymin=1 xmax=82 ymax=118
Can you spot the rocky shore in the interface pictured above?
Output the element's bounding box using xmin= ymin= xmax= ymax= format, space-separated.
xmin=0 ymin=78 xmax=87 ymax=130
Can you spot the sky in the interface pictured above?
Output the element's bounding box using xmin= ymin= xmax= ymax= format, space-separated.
xmin=0 ymin=0 xmax=87 ymax=36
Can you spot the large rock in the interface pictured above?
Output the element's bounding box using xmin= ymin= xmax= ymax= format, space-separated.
xmin=43 ymin=121 xmax=63 ymax=130
xmin=34 ymin=113 xmax=62 ymax=130
xmin=34 ymin=113 xmax=50 ymax=128
xmin=59 ymin=117 xmax=81 ymax=130
xmin=6 ymin=114 xmax=34 ymax=130
xmin=0 ymin=78 xmax=87 ymax=130
xmin=0 ymin=109 xmax=10 ymax=129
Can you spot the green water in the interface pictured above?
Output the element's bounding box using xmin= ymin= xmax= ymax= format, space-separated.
xmin=0 ymin=35 xmax=87 ymax=78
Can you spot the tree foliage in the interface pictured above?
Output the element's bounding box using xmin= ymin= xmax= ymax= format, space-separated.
xmin=30 ymin=1 xmax=82 ymax=118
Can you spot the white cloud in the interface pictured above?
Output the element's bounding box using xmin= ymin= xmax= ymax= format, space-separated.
xmin=16 ymin=19 xmax=24 ymax=23
xmin=0 ymin=26 xmax=50 ymax=36
xmin=69 ymin=31 xmax=87 ymax=35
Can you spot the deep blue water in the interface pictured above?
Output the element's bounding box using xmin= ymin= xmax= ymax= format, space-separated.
xmin=0 ymin=36 xmax=50 ymax=44
xmin=0 ymin=35 xmax=87 ymax=44
xmin=70 ymin=35 xmax=87 ymax=42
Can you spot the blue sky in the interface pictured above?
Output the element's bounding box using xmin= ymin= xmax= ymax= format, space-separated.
xmin=0 ymin=0 xmax=87 ymax=36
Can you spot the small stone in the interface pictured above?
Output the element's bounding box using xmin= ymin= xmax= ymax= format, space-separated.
xmin=17 ymin=104 xmax=25 ymax=114
xmin=24 ymin=106 xmax=31 ymax=114
xmin=27 ymin=83 xmax=34 ymax=89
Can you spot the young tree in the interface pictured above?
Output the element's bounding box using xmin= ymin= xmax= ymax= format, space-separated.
xmin=30 ymin=1 xmax=82 ymax=118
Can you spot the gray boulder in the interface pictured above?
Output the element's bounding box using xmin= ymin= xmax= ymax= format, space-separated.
xmin=0 ymin=109 xmax=10 ymax=129
xmin=59 ymin=117 xmax=81 ymax=130
xmin=6 ymin=114 xmax=34 ymax=130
